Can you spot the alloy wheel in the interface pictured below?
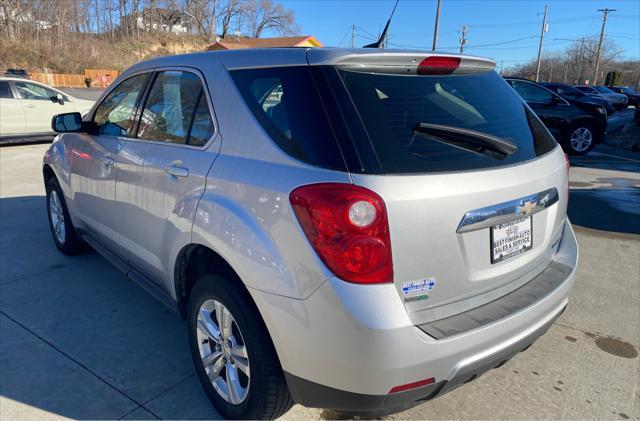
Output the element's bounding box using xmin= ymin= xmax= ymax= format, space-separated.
xmin=196 ymin=299 xmax=250 ymax=405
xmin=569 ymin=127 xmax=593 ymax=152
xmin=49 ymin=190 xmax=66 ymax=244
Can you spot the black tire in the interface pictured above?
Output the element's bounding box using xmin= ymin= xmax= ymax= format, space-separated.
xmin=188 ymin=274 xmax=293 ymax=420
xmin=565 ymin=122 xmax=596 ymax=156
xmin=45 ymin=177 xmax=86 ymax=255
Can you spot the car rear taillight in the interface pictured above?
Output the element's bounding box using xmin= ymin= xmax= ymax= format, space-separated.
xmin=417 ymin=56 xmax=461 ymax=75
xmin=564 ymin=153 xmax=570 ymax=205
xmin=290 ymin=183 xmax=393 ymax=284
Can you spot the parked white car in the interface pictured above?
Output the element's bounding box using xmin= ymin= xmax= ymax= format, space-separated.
xmin=0 ymin=77 xmax=95 ymax=144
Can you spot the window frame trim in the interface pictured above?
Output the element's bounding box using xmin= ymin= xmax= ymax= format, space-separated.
xmin=89 ymin=71 xmax=154 ymax=139
xmin=129 ymin=66 xmax=218 ymax=150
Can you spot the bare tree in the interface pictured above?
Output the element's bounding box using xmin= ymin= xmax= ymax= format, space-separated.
xmin=245 ymin=0 xmax=295 ymax=38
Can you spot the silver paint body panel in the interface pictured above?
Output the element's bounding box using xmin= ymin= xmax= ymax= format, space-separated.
xmin=43 ymin=48 xmax=578 ymax=399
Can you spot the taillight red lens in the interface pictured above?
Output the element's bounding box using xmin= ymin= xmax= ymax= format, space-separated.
xmin=417 ymin=56 xmax=461 ymax=75
xmin=564 ymin=153 xmax=571 ymax=204
xmin=290 ymin=183 xmax=393 ymax=284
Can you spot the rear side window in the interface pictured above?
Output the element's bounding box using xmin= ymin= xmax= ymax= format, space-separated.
xmin=332 ymin=69 xmax=557 ymax=174
xmin=0 ymin=82 xmax=12 ymax=98
xmin=94 ymin=74 xmax=149 ymax=137
xmin=230 ymin=67 xmax=346 ymax=171
xmin=137 ymin=71 xmax=214 ymax=146
xmin=509 ymin=80 xmax=554 ymax=103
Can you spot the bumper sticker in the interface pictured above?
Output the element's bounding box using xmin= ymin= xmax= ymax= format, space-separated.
xmin=401 ymin=278 xmax=437 ymax=297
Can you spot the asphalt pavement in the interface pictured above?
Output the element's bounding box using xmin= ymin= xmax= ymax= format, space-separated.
xmin=0 ymin=138 xmax=638 ymax=419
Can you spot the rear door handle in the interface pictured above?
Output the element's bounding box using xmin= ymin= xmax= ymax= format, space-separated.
xmin=23 ymin=103 xmax=36 ymax=109
xmin=164 ymin=165 xmax=189 ymax=178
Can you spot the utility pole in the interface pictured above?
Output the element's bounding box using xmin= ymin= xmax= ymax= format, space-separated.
xmin=576 ymin=37 xmax=585 ymax=84
xmin=351 ymin=24 xmax=356 ymax=48
xmin=535 ymin=4 xmax=549 ymax=82
xmin=432 ymin=0 xmax=442 ymax=51
xmin=458 ymin=24 xmax=468 ymax=54
xmin=563 ymin=58 xmax=570 ymax=83
xmin=593 ymin=8 xmax=616 ymax=85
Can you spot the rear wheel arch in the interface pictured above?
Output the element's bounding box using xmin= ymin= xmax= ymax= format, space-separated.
xmin=174 ymin=243 xmax=246 ymax=319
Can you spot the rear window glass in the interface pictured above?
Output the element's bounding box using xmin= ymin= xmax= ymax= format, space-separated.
xmin=230 ymin=67 xmax=346 ymax=171
xmin=334 ymin=69 xmax=557 ymax=173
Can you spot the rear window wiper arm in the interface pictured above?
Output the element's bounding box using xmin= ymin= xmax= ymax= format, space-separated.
xmin=412 ymin=123 xmax=518 ymax=159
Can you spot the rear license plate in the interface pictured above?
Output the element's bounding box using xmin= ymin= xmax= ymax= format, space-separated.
xmin=491 ymin=217 xmax=532 ymax=263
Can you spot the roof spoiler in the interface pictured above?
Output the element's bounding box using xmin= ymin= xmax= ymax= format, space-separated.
xmin=310 ymin=52 xmax=496 ymax=75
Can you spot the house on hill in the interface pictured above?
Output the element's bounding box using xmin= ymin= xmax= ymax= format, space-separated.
xmin=206 ymin=36 xmax=323 ymax=51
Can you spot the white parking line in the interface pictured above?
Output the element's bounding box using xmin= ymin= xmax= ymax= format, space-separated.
xmin=588 ymin=152 xmax=640 ymax=163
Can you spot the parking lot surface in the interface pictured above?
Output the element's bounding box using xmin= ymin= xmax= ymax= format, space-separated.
xmin=0 ymin=142 xmax=638 ymax=420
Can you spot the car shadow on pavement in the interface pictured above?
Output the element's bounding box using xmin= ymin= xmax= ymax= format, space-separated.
xmin=568 ymin=187 xmax=640 ymax=235
xmin=0 ymin=195 xmax=223 ymax=420
xmin=567 ymin=144 xmax=640 ymax=235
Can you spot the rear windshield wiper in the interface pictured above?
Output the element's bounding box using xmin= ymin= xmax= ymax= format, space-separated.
xmin=412 ymin=123 xmax=518 ymax=160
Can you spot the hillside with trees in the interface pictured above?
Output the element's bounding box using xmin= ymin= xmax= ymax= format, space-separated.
xmin=0 ymin=0 xmax=298 ymax=73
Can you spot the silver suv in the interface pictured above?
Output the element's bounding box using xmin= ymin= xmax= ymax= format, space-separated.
xmin=44 ymin=48 xmax=578 ymax=419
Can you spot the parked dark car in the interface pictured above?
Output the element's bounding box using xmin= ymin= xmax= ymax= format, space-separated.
xmin=541 ymin=82 xmax=615 ymax=116
xmin=608 ymin=86 xmax=640 ymax=107
xmin=4 ymin=68 xmax=29 ymax=79
xmin=575 ymin=85 xmax=628 ymax=110
xmin=506 ymin=78 xmax=606 ymax=155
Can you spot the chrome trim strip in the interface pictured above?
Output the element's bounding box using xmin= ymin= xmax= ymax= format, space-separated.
xmin=456 ymin=187 xmax=559 ymax=233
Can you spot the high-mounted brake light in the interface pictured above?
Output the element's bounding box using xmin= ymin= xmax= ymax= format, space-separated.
xmin=290 ymin=183 xmax=393 ymax=284
xmin=417 ymin=56 xmax=461 ymax=75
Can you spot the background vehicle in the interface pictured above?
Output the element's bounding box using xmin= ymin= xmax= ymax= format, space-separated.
xmin=608 ymin=86 xmax=640 ymax=107
xmin=0 ymin=77 xmax=94 ymax=144
xmin=4 ymin=68 xmax=29 ymax=78
xmin=506 ymin=78 xmax=605 ymax=155
xmin=43 ymin=49 xmax=577 ymax=419
xmin=576 ymin=85 xmax=628 ymax=110
xmin=541 ymin=82 xmax=615 ymax=116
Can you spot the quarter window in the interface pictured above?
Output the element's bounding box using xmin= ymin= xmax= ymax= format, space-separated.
xmin=94 ymin=74 xmax=149 ymax=137
xmin=136 ymin=71 xmax=214 ymax=146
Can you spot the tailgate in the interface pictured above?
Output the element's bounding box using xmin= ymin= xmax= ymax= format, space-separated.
xmin=352 ymin=147 xmax=568 ymax=324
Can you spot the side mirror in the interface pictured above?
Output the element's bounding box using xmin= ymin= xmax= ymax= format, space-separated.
xmin=52 ymin=112 xmax=83 ymax=133
xmin=50 ymin=93 xmax=64 ymax=104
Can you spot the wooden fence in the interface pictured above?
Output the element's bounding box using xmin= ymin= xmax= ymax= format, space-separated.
xmin=30 ymin=72 xmax=86 ymax=88
xmin=29 ymin=69 xmax=119 ymax=88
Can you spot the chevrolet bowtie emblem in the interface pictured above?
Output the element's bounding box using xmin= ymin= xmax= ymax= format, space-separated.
xmin=519 ymin=200 xmax=536 ymax=216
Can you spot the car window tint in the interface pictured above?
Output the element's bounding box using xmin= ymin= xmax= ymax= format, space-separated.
xmin=94 ymin=74 xmax=149 ymax=137
xmin=333 ymin=69 xmax=557 ymax=174
xmin=14 ymin=82 xmax=56 ymax=100
xmin=230 ymin=67 xmax=346 ymax=171
xmin=510 ymin=80 xmax=554 ymax=102
xmin=137 ymin=71 xmax=204 ymax=144
xmin=0 ymin=81 xmax=12 ymax=98
xmin=187 ymin=92 xmax=215 ymax=147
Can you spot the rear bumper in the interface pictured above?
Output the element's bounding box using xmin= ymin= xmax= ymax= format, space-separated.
xmin=285 ymin=303 xmax=564 ymax=416
xmin=249 ymin=220 xmax=578 ymax=415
